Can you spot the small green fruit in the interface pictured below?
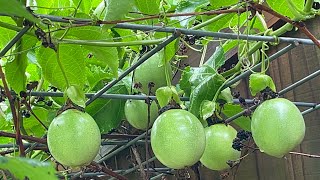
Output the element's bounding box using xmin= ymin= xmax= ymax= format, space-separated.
xmin=47 ymin=109 xmax=101 ymax=167
xmin=134 ymin=52 xmax=171 ymax=94
xmin=151 ymin=109 xmax=206 ymax=169
xmin=200 ymin=124 xmax=241 ymax=171
xmin=251 ymin=98 xmax=305 ymax=158
xmin=124 ymin=99 xmax=158 ymax=130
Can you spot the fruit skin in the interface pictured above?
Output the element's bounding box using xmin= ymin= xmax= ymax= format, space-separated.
xmin=134 ymin=52 xmax=172 ymax=94
xmin=124 ymin=99 xmax=158 ymax=130
xmin=47 ymin=109 xmax=101 ymax=167
xmin=151 ymin=109 xmax=206 ymax=169
xmin=251 ymin=98 xmax=305 ymax=158
xmin=200 ymin=124 xmax=241 ymax=171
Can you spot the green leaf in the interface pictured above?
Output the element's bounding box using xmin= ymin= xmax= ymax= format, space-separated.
xmin=135 ymin=0 xmax=160 ymax=14
xmin=204 ymin=45 xmax=225 ymax=70
xmin=65 ymin=85 xmax=86 ymax=107
xmin=0 ymin=17 xmax=16 ymax=50
xmin=5 ymin=36 xmax=38 ymax=93
xmin=179 ymin=66 xmax=192 ymax=97
xmin=223 ymin=104 xmax=251 ymax=131
xmin=266 ymin=0 xmax=304 ymax=19
xmin=58 ymin=26 xmax=119 ymax=77
xmin=36 ymin=45 xmax=86 ymax=90
xmin=189 ymin=74 xmax=224 ymax=118
xmin=86 ymin=66 xmax=112 ymax=91
xmin=71 ymin=0 xmax=92 ymax=14
xmin=0 ymin=0 xmax=39 ymax=23
xmin=208 ymin=0 xmax=237 ymax=8
xmin=23 ymin=107 xmax=50 ymax=137
xmin=0 ymin=156 xmax=57 ymax=180
xmin=189 ymin=65 xmax=216 ymax=87
xmin=202 ymin=13 xmax=234 ymax=32
xmin=249 ymin=73 xmax=276 ymax=96
xmin=173 ymin=0 xmax=209 ymax=27
xmin=218 ymin=87 xmax=233 ymax=103
xmin=156 ymin=86 xmax=172 ymax=108
xmin=86 ymin=83 xmax=128 ymax=133
xmin=101 ymin=0 xmax=134 ymax=29
xmin=200 ymin=100 xmax=216 ymax=120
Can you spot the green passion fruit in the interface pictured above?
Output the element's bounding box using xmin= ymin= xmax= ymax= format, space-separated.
xmin=251 ymin=98 xmax=305 ymax=158
xmin=134 ymin=52 xmax=172 ymax=94
xmin=151 ymin=109 xmax=206 ymax=169
xmin=47 ymin=109 xmax=101 ymax=167
xmin=124 ymin=99 xmax=158 ymax=130
xmin=200 ymin=124 xmax=241 ymax=171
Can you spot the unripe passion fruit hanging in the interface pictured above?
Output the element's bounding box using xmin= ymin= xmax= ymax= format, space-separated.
xmin=200 ymin=124 xmax=241 ymax=171
xmin=47 ymin=109 xmax=101 ymax=167
xmin=134 ymin=52 xmax=172 ymax=94
xmin=124 ymin=99 xmax=158 ymax=130
xmin=151 ymin=109 xmax=206 ymax=169
xmin=251 ymin=98 xmax=305 ymax=158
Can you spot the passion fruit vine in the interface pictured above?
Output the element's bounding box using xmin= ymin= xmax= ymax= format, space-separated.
xmin=251 ymin=98 xmax=306 ymax=158
xmin=47 ymin=109 xmax=101 ymax=167
xmin=151 ymin=109 xmax=206 ymax=169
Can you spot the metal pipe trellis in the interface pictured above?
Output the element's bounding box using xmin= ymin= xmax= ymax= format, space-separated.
xmin=32 ymin=14 xmax=320 ymax=45
xmin=27 ymin=91 xmax=318 ymax=107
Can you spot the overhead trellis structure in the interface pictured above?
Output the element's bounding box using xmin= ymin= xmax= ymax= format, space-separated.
xmin=0 ymin=1 xmax=320 ymax=179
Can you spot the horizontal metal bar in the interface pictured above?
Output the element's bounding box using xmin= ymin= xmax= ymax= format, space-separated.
xmin=302 ymin=104 xmax=320 ymax=115
xmin=34 ymin=14 xmax=320 ymax=45
xmin=28 ymin=91 xmax=318 ymax=107
xmin=85 ymin=32 xmax=180 ymax=106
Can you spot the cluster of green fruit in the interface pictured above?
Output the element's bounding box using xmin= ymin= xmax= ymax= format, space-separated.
xmin=45 ymin=55 xmax=306 ymax=171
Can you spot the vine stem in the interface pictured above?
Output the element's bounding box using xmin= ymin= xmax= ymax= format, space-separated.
xmin=303 ymin=0 xmax=314 ymax=13
xmin=0 ymin=131 xmax=47 ymax=144
xmin=59 ymin=39 xmax=164 ymax=47
xmin=0 ymin=64 xmax=25 ymax=157
xmin=56 ymin=44 xmax=70 ymax=88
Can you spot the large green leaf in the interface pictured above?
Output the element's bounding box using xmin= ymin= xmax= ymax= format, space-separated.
xmin=101 ymin=0 xmax=134 ymax=28
xmin=0 ymin=0 xmax=39 ymax=23
xmin=5 ymin=36 xmax=38 ymax=93
xmin=204 ymin=45 xmax=225 ymax=70
xmin=71 ymin=0 xmax=92 ymax=14
xmin=223 ymin=104 xmax=251 ymax=131
xmin=36 ymin=45 xmax=86 ymax=90
xmin=189 ymin=65 xmax=216 ymax=87
xmin=135 ymin=0 xmax=160 ymax=14
xmin=266 ymin=0 xmax=304 ymax=19
xmin=0 ymin=156 xmax=57 ymax=180
xmin=173 ymin=0 xmax=209 ymax=27
xmin=208 ymin=0 xmax=237 ymax=8
xmin=23 ymin=107 xmax=50 ymax=137
xmin=57 ymin=26 xmax=119 ymax=77
xmin=189 ymin=74 xmax=224 ymax=118
xmin=86 ymin=83 xmax=128 ymax=133
xmin=0 ymin=17 xmax=16 ymax=50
